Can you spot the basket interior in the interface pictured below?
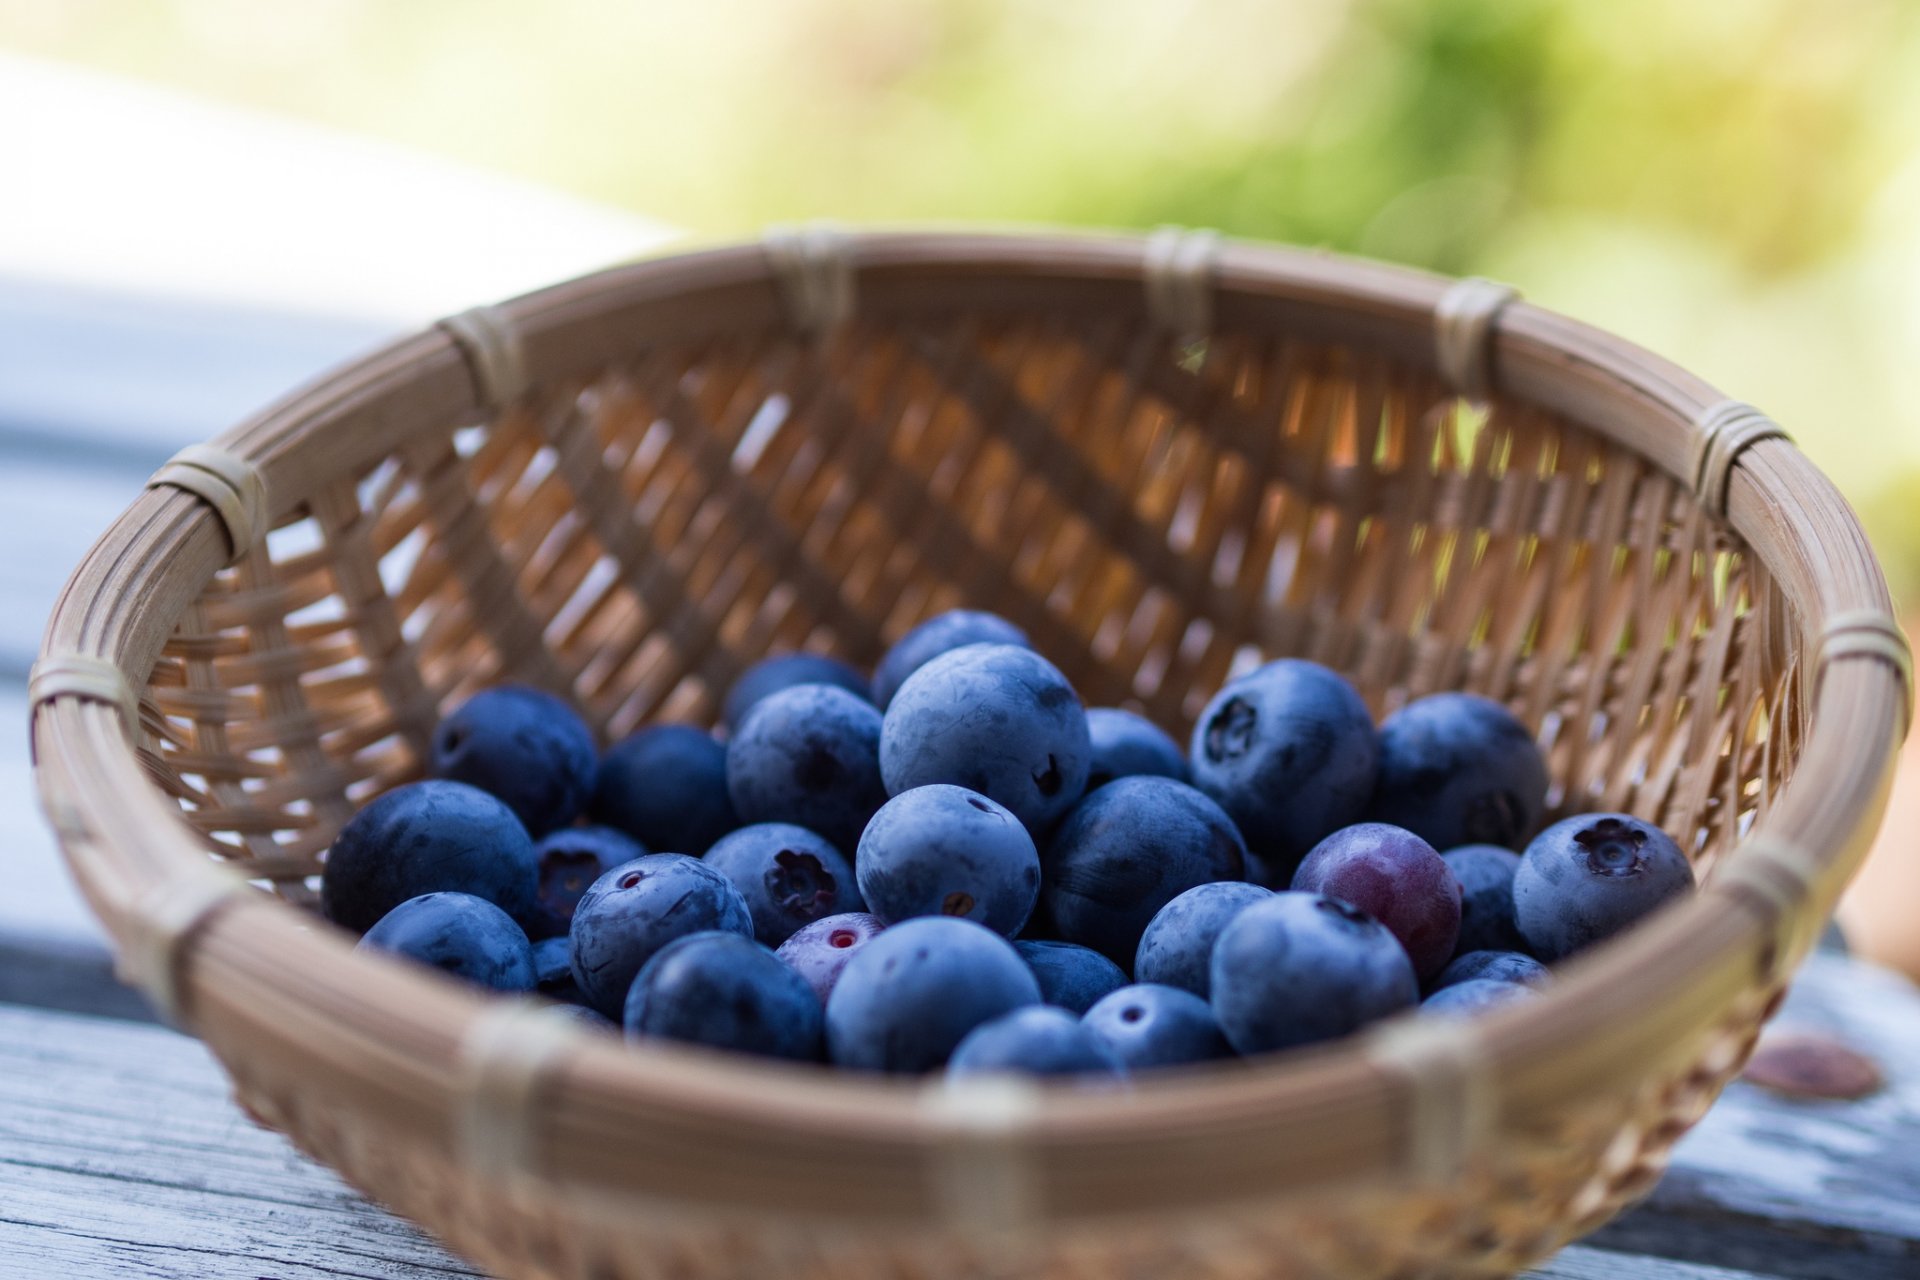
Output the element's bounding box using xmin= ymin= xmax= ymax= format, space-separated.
xmin=134 ymin=310 xmax=1805 ymax=902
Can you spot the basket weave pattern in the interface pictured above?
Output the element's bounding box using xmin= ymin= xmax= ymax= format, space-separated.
xmin=31 ymin=233 xmax=1907 ymax=1280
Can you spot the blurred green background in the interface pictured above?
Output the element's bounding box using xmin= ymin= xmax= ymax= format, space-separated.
xmin=5 ymin=0 xmax=1918 ymax=601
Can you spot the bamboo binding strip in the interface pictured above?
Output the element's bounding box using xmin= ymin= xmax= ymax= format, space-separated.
xmin=28 ymin=229 xmax=1908 ymax=1280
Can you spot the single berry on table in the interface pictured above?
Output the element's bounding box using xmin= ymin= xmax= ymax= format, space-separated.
xmin=1083 ymin=707 xmax=1188 ymax=790
xmin=857 ymin=784 xmax=1040 ymax=938
xmin=322 ymin=780 xmax=538 ymax=933
xmin=1082 ymin=984 xmax=1231 ymax=1070
xmin=871 ymin=609 xmax=1030 ymax=709
xmin=1211 ymin=892 xmax=1418 ymax=1054
xmin=947 ymin=1006 xmax=1124 ymax=1080
xmin=703 ymin=822 xmax=862 ymax=946
xmin=825 ymin=916 xmax=1041 ymax=1073
xmin=591 ymin=724 xmax=738 ymax=855
xmin=726 ymin=683 xmax=887 ymax=854
xmin=1513 ymin=813 xmax=1694 ymax=962
xmin=1441 ymin=843 xmax=1527 ymax=957
xmin=880 ymin=643 xmax=1091 ymax=836
xmin=623 ymin=931 xmax=824 ymax=1061
xmin=529 ymin=825 xmax=647 ymax=940
xmin=431 ymin=685 xmax=597 ymax=837
xmin=1014 ymin=940 xmax=1130 ymax=1015
xmin=357 ymin=892 xmax=537 ymax=993
xmin=1133 ymin=881 xmax=1273 ymax=999
xmin=1188 ymin=659 xmax=1377 ymax=885
xmin=568 ymin=854 xmax=754 ymax=1017
xmin=1291 ymin=822 xmax=1461 ymax=982
xmin=1371 ymin=693 xmax=1548 ymax=851
xmin=775 ymin=912 xmax=886 ymax=1004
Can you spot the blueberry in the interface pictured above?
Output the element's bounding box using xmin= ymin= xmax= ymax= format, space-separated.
xmin=1014 ymin=940 xmax=1130 ymax=1015
xmin=1084 ymin=707 xmax=1189 ymax=790
xmin=322 ymin=780 xmax=538 ymax=933
xmin=880 ymin=644 xmax=1091 ymax=835
xmin=1082 ymin=984 xmax=1231 ymax=1070
xmin=1042 ymin=776 xmax=1246 ymax=965
xmin=1210 ymin=892 xmax=1418 ymax=1054
xmin=775 ymin=912 xmax=886 ymax=1004
xmin=1371 ymin=693 xmax=1548 ymax=851
xmin=1133 ymin=881 xmax=1273 ymax=998
xmin=529 ymin=825 xmax=648 ymax=940
xmin=623 ymin=931 xmax=823 ymax=1061
xmin=1441 ymin=844 xmax=1526 ymax=957
xmin=872 ymin=609 xmax=1030 ymax=709
xmin=857 ymin=785 xmax=1040 ymax=937
xmin=723 ymin=653 xmax=871 ymax=731
xmin=357 ymin=892 xmax=537 ymax=993
xmin=591 ymin=724 xmax=738 ymax=855
xmin=703 ymin=823 xmax=863 ymax=946
xmin=1421 ymin=978 xmax=1540 ymax=1017
xmin=1432 ymin=950 xmax=1552 ymax=991
xmin=1513 ymin=813 xmax=1694 ymax=962
xmin=727 ymin=684 xmax=887 ymax=853
xmin=1189 ymin=659 xmax=1377 ymax=883
xmin=825 ymin=916 xmax=1041 ymax=1073
xmin=947 ymin=1005 xmax=1124 ymax=1080
xmin=531 ymin=935 xmax=581 ymax=1000
xmin=1291 ymin=823 xmax=1460 ymax=982
xmin=568 ymin=854 xmax=754 ymax=1017
xmin=431 ymin=685 xmax=597 ymax=836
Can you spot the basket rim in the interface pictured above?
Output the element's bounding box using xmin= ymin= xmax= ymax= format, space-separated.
xmin=29 ymin=228 xmax=1909 ymax=1223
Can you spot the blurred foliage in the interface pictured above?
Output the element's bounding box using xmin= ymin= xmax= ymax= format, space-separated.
xmin=3 ymin=0 xmax=1919 ymax=602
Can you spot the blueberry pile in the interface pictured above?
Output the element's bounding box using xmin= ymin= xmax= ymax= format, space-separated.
xmin=326 ymin=613 xmax=1696 ymax=1081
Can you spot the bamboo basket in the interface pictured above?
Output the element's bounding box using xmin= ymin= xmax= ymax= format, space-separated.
xmin=29 ymin=229 xmax=1914 ymax=1280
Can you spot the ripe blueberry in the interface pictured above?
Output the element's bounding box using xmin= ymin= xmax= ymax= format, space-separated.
xmin=726 ymin=684 xmax=887 ymax=854
xmin=1441 ymin=843 xmax=1526 ymax=957
xmin=431 ymin=685 xmax=597 ymax=836
xmin=774 ymin=912 xmax=886 ymax=1004
xmin=1432 ymin=949 xmax=1552 ymax=991
xmin=623 ymin=931 xmax=824 ymax=1061
xmin=1210 ymin=892 xmax=1418 ymax=1054
xmin=1189 ymin=659 xmax=1377 ymax=883
xmin=871 ymin=609 xmax=1030 ymax=709
xmin=357 ymin=892 xmax=537 ymax=993
xmin=948 ymin=1006 xmax=1124 ymax=1080
xmin=1372 ymin=693 xmax=1548 ymax=851
xmin=825 ymin=916 xmax=1041 ymax=1073
xmin=1421 ymin=978 xmax=1540 ymax=1017
xmin=322 ymin=780 xmax=537 ymax=933
xmin=1082 ymin=984 xmax=1231 ymax=1070
xmin=529 ymin=825 xmax=648 ymax=940
xmin=531 ymin=935 xmax=581 ymax=1001
xmin=1043 ymin=776 xmax=1247 ymax=965
xmin=879 ymin=644 xmax=1091 ymax=835
xmin=1513 ymin=813 xmax=1694 ymax=962
xmin=1014 ymin=940 xmax=1130 ymax=1015
xmin=857 ymin=785 xmax=1040 ymax=938
xmin=591 ymin=724 xmax=738 ymax=855
xmin=1133 ymin=881 xmax=1273 ymax=999
xmin=703 ymin=822 xmax=862 ymax=946
xmin=723 ymin=653 xmax=871 ymax=732
xmin=1291 ymin=823 xmax=1461 ymax=982
xmin=568 ymin=854 xmax=754 ymax=1017
xmin=1084 ymin=707 xmax=1189 ymax=790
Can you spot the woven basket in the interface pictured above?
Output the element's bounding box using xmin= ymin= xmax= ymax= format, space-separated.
xmin=30 ymin=229 xmax=1913 ymax=1280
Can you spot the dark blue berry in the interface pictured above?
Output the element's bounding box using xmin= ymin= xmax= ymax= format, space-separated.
xmin=857 ymin=785 xmax=1040 ymax=937
xmin=703 ymin=823 xmax=862 ymax=946
xmin=431 ymin=685 xmax=597 ymax=836
xmin=1422 ymin=978 xmax=1540 ymax=1017
xmin=1133 ymin=881 xmax=1272 ymax=998
xmin=357 ymin=892 xmax=536 ymax=993
xmin=1432 ymin=950 xmax=1552 ymax=991
xmin=1084 ymin=707 xmax=1189 ymax=790
xmin=1042 ymin=776 xmax=1246 ymax=964
xmin=591 ymin=724 xmax=738 ymax=855
xmin=1210 ymin=892 xmax=1418 ymax=1054
xmin=825 ymin=916 xmax=1041 ymax=1073
xmin=623 ymin=931 xmax=823 ymax=1061
xmin=1014 ymin=940 xmax=1129 ymax=1015
xmin=948 ymin=1005 xmax=1123 ymax=1080
xmin=1292 ymin=823 xmax=1460 ymax=981
xmin=1083 ymin=984 xmax=1231 ymax=1070
xmin=726 ymin=684 xmax=887 ymax=853
xmin=322 ymin=780 xmax=537 ymax=933
xmin=1371 ymin=693 xmax=1548 ymax=852
xmin=723 ymin=653 xmax=870 ymax=731
xmin=872 ymin=610 xmax=1030 ymax=709
xmin=568 ymin=854 xmax=754 ymax=1017
xmin=775 ymin=912 xmax=886 ymax=1004
xmin=1513 ymin=813 xmax=1693 ymax=962
xmin=879 ymin=644 xmax=1091 ymax=835
xmin=1441 ymin=844 xmax=1526 ymax=957
xmin=531 ymin=935 xmax=581 ymax=1000
xmin=1189 ymin=659 xmax=1377 ymax=883
xmin=529 ymin=825 xmax=648 ymax=940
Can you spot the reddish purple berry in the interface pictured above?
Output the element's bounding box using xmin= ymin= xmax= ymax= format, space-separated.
xmin=1291 ymin=823 xmax=1460 ymax=981
xmin=775 ymin=912 xmax=886 ymax=1004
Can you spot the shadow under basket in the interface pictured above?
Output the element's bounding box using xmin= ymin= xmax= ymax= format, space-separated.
xmin=29 ymin=229 xmax=1915 ymax=1280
